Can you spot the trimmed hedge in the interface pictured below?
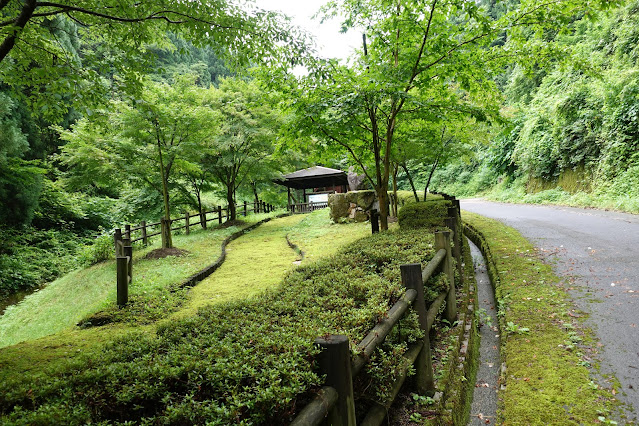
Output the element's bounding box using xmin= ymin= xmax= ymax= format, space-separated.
xmin=397 ymin=199 xmax=452 ymax=229
xmin=0 ymin=229 xmax=447 ymax=425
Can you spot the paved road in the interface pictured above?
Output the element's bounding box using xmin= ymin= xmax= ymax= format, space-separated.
xmin=461 ymin=199 xmax=639 ymax=420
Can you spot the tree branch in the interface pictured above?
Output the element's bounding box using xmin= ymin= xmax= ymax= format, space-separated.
xmin=0 ymin=0 xmax=37 ymax=62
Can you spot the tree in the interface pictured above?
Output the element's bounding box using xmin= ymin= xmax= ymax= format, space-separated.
xmin=290 ymin=0 xmax=610 ymax=230
xmin=59 ymin=77 xmax=216 ymax=247
xmin=204 ymin=77 xmax=282 ymax=221
xmin=0 ymin=1 xmax=305 ymax=119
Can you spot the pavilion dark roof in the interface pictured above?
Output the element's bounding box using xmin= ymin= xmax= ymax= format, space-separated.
xmin=274 ymin=166 xmax=348 ymax=190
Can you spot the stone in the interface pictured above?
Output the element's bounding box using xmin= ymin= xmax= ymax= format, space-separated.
xmin=355 ymin=190 xmax=376 ymax=210
xmin=354 ymin=210 xmax=369 ymax=222
xmin=328 ymin=194 xmax=350 ymax=222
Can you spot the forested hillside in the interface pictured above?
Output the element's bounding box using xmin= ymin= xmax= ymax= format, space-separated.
xmin=425 ymin=1 xmax=639 ymax=213
xmin=2 ymin=0 xmax=632 ymax=303
xmin=0 ymin=3 xmax=307 ymax=302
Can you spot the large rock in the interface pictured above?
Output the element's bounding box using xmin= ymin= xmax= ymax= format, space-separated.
xmin=328 ymin=191 xmax=378 ymax=223
xmin=354 ymin=190 xmax=376 ymax=210
xmin=328 ymin=193 xmax=350 ymax=222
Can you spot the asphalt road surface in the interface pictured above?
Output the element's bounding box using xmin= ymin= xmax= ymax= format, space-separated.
xmin=461 ymin=199 xmax=639 ymax=420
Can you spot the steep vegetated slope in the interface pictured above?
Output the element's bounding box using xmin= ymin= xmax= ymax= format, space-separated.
xmin=424 ymin=1 xmax=639 ymax=212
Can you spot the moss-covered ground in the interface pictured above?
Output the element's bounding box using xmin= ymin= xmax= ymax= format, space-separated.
xmin=464 ymin=212 xmax=624 ymax=425
xmin=0 ymin=213 xmax=276 ymax=348
xmin=0 ymin=209 xmax=446 ymax=424
xmin=175 ymin=210 xmax=371 ymax=316
xmin=0 ymin=210 xmax=368 ymax=389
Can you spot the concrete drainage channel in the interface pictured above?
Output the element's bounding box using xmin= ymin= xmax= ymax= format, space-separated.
xmin=467 ymin=239 xmax=501 ymax=425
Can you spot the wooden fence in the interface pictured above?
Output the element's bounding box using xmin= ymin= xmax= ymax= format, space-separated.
xmin=289 ymin=201 xmax=329 ymax=214
xmin=116 ymin=200 xmax=275 ymax=247
xmin=112 ymin=199 xmax=274 ymax=307
xmin=291 ymin=227 xmax=459 ymax=426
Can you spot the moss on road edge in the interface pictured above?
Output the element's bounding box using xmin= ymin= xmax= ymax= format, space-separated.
xmin=463 ymin=212 xmax=623 ymax=425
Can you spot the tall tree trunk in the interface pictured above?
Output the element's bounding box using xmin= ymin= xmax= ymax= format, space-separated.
xmin=423 ymin=156 xmax=440 ymax=201
xmin=251 ymin=181 xmax=259 ymax=204
xmin=226 ymin=183 xmax=236 ymax=221
xmin=401 ymin=162 xmax=419 ymax=202
xmin=196 ymin=186 xmax=204 ymax=220
xmin=157 ymin=140 xmax=173 ymax=248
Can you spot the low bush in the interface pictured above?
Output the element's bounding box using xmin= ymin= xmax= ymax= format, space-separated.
xmin=0 ymin=228 xmax=446 ymax=424
xmin=77 ymin=232 xmax=114 ymax=266
xmin=397 ymin=199 xmax=451 ymax=229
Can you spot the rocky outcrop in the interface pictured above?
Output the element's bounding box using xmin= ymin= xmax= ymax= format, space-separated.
xmin=328 ymin=191 xmax=377 ymax=223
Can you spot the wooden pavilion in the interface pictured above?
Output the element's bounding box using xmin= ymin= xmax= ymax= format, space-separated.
xmin=274 ymin=166 xmax=348 ymax=213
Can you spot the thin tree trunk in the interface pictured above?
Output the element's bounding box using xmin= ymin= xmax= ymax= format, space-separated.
xmin=251 ymin=181 xmax=259 ymax=204
xmin=392 ymin=163 xmax=399 ymax=217
xmin=401 ymin=162 xmax=419 ymax=202
xmin=226 ymin=184 xmax=236 ymax=221
xmin=157 ymin=140 xmax=173 ymax=248
xmin=423 ymin=156 xmax=440 ymax=201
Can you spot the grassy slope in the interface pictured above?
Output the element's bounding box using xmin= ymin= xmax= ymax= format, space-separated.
xmin=0 ymin=210 xmax=370 ymax=384
xmin=464 ymin=212 xmax=623 ymax=425
xmin=0 ymin=219 xmax=256 ymax=348
xmin=179 ymin=211 xmax=372 ymax=317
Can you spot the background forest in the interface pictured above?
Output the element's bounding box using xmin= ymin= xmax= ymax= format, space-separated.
xmin=424 ymin=1 xmax=639 ymax=212
xmin=2 ymin=0 xmax=638 ymax=303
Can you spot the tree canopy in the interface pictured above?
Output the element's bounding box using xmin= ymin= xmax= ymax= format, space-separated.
xmin=0 ymin=1 xmax=305 ymax=119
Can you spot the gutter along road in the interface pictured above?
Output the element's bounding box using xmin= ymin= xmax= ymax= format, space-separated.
xmin=461 ymin=199 xmax=639 ymax=420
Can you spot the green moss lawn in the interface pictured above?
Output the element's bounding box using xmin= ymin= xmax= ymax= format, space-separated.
xmin=464 ymin=212 xmax=622 ymax=425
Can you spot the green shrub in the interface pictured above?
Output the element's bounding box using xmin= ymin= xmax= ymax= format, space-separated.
xmin=77 ymin=233 xmax=114 ymax=266
xmin=0 ymin=228 xmax=445 ymax=424
xmin=397 ymin=199 xmax=451 ymax=229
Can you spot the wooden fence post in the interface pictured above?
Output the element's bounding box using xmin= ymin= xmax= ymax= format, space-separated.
xmin=371 ymin=209 xmax=380 ymax=234
xmin=217 ymin=206 xmax=222 ymax=224
xmin=401 ymin=263 xmax=435 ymax=396
xmin=445 ymin=215 xmax=463 ymax=285
xmin=124 ymin=224 xmax=131 ymax=241
xmin=114 ymin=228 xmax=123 ymax=257
xmin=262 ymin=201 xmax=266 ymax=213
xmin=314 ymin=335 xmax=356 ymax=426
xmin=435 ymin=230 xmax=457 ymax=322
xmin=185 ymin=212 xmax=190 ymax=235
xmin=116 ymin=256 xmax=128 ymax=307
xmin=244 ymin=201 xmax=248 ymax=217
xmin=122 ymin=235 xmax=132 ymax=282
xmin=140 ymin=221 xmax=148 ymax=246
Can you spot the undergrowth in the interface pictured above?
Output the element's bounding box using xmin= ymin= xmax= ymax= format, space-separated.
xmin=0 ymin=227 xmax=445 ymax=425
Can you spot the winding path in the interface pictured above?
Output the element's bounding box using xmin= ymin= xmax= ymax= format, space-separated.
xmin=461 ymin=199 xmax=639 ymax=419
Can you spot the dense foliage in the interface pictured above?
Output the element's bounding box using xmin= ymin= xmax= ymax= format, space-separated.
xmin=398 ymin=199 xmax=452 ymax=230
xmin=0 ymin=227 xmax=448 ymax=424
xmin=428 ymin=1 xmax=639 ymax=210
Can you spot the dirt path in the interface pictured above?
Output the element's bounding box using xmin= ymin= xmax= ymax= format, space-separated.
xmin=462 ymin=199 xmax=639 ymax=419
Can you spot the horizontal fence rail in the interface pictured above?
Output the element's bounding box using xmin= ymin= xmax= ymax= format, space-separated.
xmin=118 ymin=199 xmax=276 ymax=245
xmin=291 ymin=227 xmax=458 ymax=426
xmin=111 ymin=199 xmax=276 ymax=307
xmin=289 ymin=201 xmax=329 ymax=214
